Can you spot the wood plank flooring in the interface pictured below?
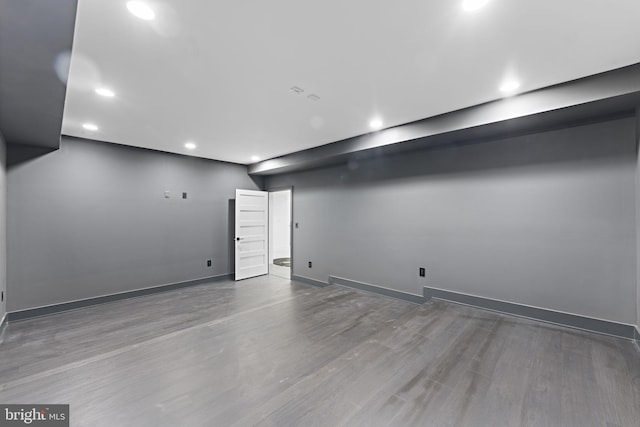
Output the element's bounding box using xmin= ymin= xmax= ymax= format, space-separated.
xmin=0 ymin=275 xmax=638 ymax=426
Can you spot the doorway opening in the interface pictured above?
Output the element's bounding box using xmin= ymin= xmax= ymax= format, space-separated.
xmin=268 ymin=189 xmax=292 ymax=279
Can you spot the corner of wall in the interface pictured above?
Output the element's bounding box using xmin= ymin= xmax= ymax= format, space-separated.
xmin=636 ymin=108 xmax=640 ymax=332
xmin=0 ymin=132 xmax=6 ymax=323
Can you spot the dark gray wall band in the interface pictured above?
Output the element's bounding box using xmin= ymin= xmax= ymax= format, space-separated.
xmin=424 ymin=287 xmax=636 ymax=340
xmin=7 ymin=274 xmax=232 ymax=322
xmin=291 ymin=275 xmax=329 ymax=288
xmin=329 ymin=276 xmax=426 ymax=304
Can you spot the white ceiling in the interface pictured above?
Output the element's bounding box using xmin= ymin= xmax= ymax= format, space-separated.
xmin=62 ymin=0 xmax=640 ymax=165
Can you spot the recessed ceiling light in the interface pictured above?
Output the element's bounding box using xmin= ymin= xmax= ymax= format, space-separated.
xmin=126 ymin=1 xmax=155 ymax=20
xmin=500 ymin=80 xmax=521 ymax=95
xmin=184 ymin=142 xmax=196 ymax=150
xmin=95 ymin=87 xmax=115 ymax=97
xmin=462 ymin=0 xmax=489 ymax=11
xmin=82 ymin=123 xmax=98 ymax=131
xmin=369 ymin=118 xmax=383 ymax=130
xmin=251 ymin=155 xmax=260 ymax=162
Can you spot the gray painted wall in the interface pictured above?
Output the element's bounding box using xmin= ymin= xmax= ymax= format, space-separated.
xmin=637 ymin=109 xmax=640 ymax=330
xmin=268 ymin=117 xmax=638 ymax=324
xmin=0 ymin=132 xmax=6 ymax=321
xmin=7 ymin=137 xmax=262 ymax=312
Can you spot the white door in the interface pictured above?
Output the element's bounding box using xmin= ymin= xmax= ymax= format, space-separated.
xmin=235 ymin=189 xmax=269 ymax=280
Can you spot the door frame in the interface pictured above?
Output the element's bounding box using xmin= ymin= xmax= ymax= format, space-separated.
xmin=268 ymin=186 xmax=293 ymax=278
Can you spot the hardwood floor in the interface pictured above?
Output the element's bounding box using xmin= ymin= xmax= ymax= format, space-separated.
xmin=0 ymin=275 xmax=638 ymax=426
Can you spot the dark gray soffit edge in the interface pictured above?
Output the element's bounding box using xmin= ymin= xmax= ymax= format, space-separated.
xmin=250 ymin=63 xmax=640 ymax=175
xmin=61 ymin=135 xmax=251 ymax=168
xmin=424 ymin=287 xmax=636 ymax=340
xmin=292 ymin=275 xmax=329 ymax=288
xmin=7 ymin=274 xmax=232 ymax=322
xmin=329 ymin=276 xmax=426 ymax=304
xmin=57 ymin=136 xmax=266 ymax=190
xmin=0 ymin=0 xmax=78 ymax=149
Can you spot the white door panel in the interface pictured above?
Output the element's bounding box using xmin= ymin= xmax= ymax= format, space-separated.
xmin=235 ymin=189 xmax=268 ymax=280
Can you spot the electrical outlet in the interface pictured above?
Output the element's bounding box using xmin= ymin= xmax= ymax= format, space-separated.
xmin=207 ymin=260 xmax=212 ymax=267
xmin=308 ymin=261 xmax=312 ymax=268
xmin=182 ymin=192 xmax=187 ymax=199
xmin=419 ymin=267 xmax=426 ymax=277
